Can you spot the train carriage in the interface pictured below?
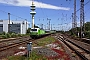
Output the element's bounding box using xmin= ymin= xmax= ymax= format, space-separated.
xmin=30 ymin=28 xmax=56 ymax=38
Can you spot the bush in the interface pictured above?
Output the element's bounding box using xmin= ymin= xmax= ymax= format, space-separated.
xmin=1 ymin=35 xmax=7 ymax=39
xmin=11 ymin=33 xmax=17 ymax=38
xmin=17 ymin=34 xmax=22 ymax=37
xmin=6 ymin=33 xmax=11 ymax=38
xmin=1 ymin=33 xmax=11 ymax=39
xmin=2 ymin=31 xmax=6 ymax=35
xmin=0 ymin=33 xmax=2 ymax=35
xmin=85 ymin=31 xmax=90 ymax=38
xmin=0 ymin=32 xmax=28 ymax=38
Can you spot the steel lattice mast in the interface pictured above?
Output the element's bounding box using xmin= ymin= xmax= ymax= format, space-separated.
xmin=30 ymin=0 xmax=36 ymax=28
xmin=80 ymin=0 xmax=85 ymax=38
xmin=72 ymin=13 xmax=74 ymax=28
xmin=74 ymin=0 xmax=77 ymax=28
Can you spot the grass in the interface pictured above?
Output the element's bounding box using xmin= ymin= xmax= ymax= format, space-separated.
xmin=7 ymin=36 xmax=56 ymax=60
xmin=29 ymin=51 xmax=47 ymax=60
xmin=33 ymin=36 xmax=56 ymax=46
xmin=7 ymin=56 xmax=26 ymax=60
xmin=7 ymin=51 xmax=47 ymax=60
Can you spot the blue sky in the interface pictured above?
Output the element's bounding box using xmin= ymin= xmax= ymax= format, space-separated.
xmin=0 ymin=0 xmax=90 ymax=31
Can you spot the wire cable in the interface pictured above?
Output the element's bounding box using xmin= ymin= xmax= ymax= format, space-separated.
xmin=76 ymin=0 xmax=90 ymax=12
xmin=0 ymin=9 xmax=27 ymax=20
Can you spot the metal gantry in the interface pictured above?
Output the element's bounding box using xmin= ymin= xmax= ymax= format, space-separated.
xmin=74 ymin=0 xmax=77 ymax=28
xmin=47 ymin=18 xmax=51 ymax=30
xmin=80 ymin=0 xmax=85 ymax=38
xmin=72 ymin=13 xmax=74 ymax=28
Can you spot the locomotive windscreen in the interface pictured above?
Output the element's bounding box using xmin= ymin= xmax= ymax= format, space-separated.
xmin=31 ymin=29 xmax=37 ymax=31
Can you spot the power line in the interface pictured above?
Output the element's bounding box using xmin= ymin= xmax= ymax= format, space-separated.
xmin=76 ymin=0 xmax=90 ymax=12
xmin=36 ymin=0 xmax=48 ymax=19
xmin=67 ymin=0 xmax=90 ymax=28
xmin=0 ymin=9 xmax=27 ymax=20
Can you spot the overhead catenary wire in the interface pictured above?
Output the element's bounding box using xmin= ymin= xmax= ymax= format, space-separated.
xmin=67 ymin=0 xmax=90 ymax=23
xmin=76 ymin=0 xmax=90 ymax=12
xmin=36 ymin=0 xmax=48 ymax=20
xmin=0 ymin=0 xmax=27 ymax=20
xmin=84 ymin=7 xmax=90 ymax=21
xmin=0 ymin=9 xmax=27 ymax=20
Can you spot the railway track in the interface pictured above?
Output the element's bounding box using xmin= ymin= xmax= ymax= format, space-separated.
xmin=0 ymin=39 xmax=31 ymax=51
xmin=0 ymin=35 xmax=51 ymax=59
xmin=66 ymin=39 xmax=90 ymax=54
xmin=55 ymin=33 xmax=90 ymax=60
xmin=65 ymin=34 xmax=90 ymax=44
xmin=0 ymin=36 xmax=30 ymax=49
xmin=0 ymin=36 xmax=28 ymax=43
xmin=0 ymin=34 xmax=52 ymax=52
xmin=81 ymin=38 xmax=90 ymax=44
xmin=0 ymin=36 xmax=33 ymax=59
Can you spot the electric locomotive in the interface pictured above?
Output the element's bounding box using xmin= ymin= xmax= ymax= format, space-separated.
xmin=30 ymin=28 xmax=46 ymax=38
xmin=30 ymin=28 xmax=56 ymax=38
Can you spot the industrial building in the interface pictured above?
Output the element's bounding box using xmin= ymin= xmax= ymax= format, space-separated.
xmin=0 ymin=20 xmax=30 ymax=34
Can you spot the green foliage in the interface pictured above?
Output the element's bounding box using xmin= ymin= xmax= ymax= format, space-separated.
xmin=6 ymin=33 xmax=11 ymax=38
xmin=0 ymin=32 xmax=28 ymax=39
xmin=34 ymin=24 xmax=39 ymax=28
xmin=1 ymin=33 xmax=11 ymax=38
xmin=33 ymin=36 xmax=56 ymax=46
xmin=56 ymin=31 xmax=64 ymax=33
xmin=22 ymin=34 xmax=26 ymax=36
xmin=1 ymin=35 xmax=7 ymax=39
xmin=69 ymin=29 xmax=74 ymax=35
xmin=7 ymin=51 xmax=47 ymax=60
xmin=29 ymin=51 xmax=47 ymax=60
xmin=77 ymin=27 xmax=80 ymax=31
xmin=2 ymin=31 xmax=6 ymax=35
xmin=26 ymin=28 xmax=31 ymax=34
xmin=0 ymin=33 xmax=2 ymax=35
xmin=68 ymin=22 xmax=90 ymax=38
xmin=85 ymin=22 xmax=90 ymax=31
xmin=7 ymin=36 xmax=55 ymax=60
xmin=11 ymin=33 xmax=17 ymax=38
xmin=85 ymin=31 xmax=90 ymax=38
xmin=17 ymin=34 xmax=22 ymax=37
xmin=7 ymin=56 xmax=26 ymax=60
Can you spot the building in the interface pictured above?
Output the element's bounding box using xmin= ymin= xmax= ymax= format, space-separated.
xmin=0 ymin=20 xmax=30 ymax=34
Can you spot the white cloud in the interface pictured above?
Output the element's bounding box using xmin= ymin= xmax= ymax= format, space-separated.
xmin=0 ymin=0 xmax=70 ymax=10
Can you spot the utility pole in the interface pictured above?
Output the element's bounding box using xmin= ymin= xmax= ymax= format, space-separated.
xmin=8 ymin=13 xmax=10 ymax=33
xmin=47 ymin=18 xmax=51 ymax=30
xmin=80 ymin=0 xmax=85 ymax=38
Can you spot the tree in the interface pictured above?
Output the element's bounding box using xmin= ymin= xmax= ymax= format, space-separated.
xmin=34 ymin=24 xmax=39 ymax=28
xmin=85 ymin=22 xmax=90 ymax=31
xmin=26 ymin=28 xmax=31 ymax=34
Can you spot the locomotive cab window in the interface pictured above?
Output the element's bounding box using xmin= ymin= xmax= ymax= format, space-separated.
xmin=31 ymin=29 xmax=37 ymax=31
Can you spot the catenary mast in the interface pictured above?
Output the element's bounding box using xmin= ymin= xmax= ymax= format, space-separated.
xmin=80 ymin=0 xmax=85 ymax=38
xmin=30 ymin=0 xmax=36 ymax=28
xmin=74 ymin=0 xmax=77 ymax=28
